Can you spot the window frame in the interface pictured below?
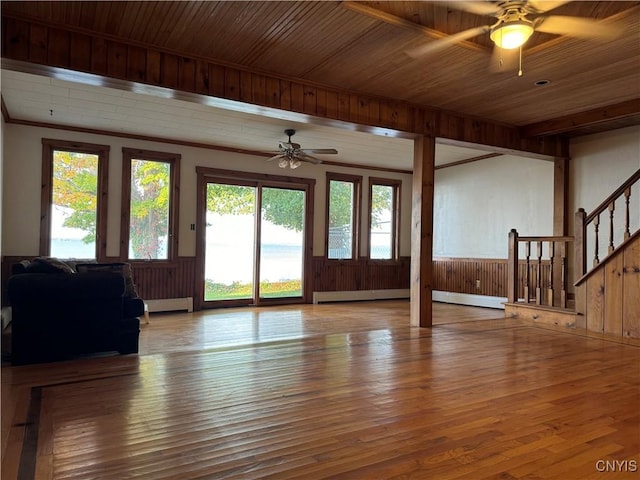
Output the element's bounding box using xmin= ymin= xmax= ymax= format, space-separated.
xmin=325 ymin=172 xmax=362 ymax=261
xmin=367 ymin=177 xmax=401 ymax=261
xmin=40 ymin=138 xmax=110 ymax=260
xmin=120 ymin=148 xmax=181 ymax=262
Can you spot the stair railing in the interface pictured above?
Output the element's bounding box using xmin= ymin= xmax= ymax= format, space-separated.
xmin=507 ymin=230 xmax=573 ymax=308
xmin=574 ymin=168 xmax=640 ymax=281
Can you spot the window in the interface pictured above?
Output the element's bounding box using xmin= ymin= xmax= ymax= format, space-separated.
xmin=121 ymin=148 xmax=180 ymax=261
xmin=368 ymin=178 xmax=401 ymax=260
xmin=40 ymin=139 xmax=109 ymax=259
xmin=326 ymin=173 xmax=362 ymax=260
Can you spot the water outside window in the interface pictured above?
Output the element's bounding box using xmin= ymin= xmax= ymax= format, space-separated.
xmin=204 ymin=183 xmax=305 ymax=302
xmin=50 ymin=150 xmax=99 ymax=259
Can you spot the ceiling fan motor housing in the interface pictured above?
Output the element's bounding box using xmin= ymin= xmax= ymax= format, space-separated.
xmin=490 ymin=4 xmax=535 ymax=49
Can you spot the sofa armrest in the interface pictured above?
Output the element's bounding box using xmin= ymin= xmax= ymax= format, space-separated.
xmin=123 ymin=297 xmax=145 ymax=318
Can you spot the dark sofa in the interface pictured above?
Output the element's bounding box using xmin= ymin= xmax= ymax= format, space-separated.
xmin=6 ymin=259 xmax=143 ymax=365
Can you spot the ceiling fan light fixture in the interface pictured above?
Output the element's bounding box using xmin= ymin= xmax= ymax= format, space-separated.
xmin=490 ymin=20 xmax=534 ymax=49
xmin=278 ymin=158 xmax=289 ymax=168
xmin=289 ymin=159 xmax=302 ymax=169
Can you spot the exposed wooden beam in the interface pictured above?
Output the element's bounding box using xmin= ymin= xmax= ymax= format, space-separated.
xmin=435 ymin=153 xmax=502 ymax=170
xmin=522 ymin=99 xmax=640 ymax=137
xmin=341 ymin=1 xmax=488 ymax=53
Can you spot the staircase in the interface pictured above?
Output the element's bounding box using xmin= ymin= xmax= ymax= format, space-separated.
xmin=505 ymin=168 xmax=640 ymax=344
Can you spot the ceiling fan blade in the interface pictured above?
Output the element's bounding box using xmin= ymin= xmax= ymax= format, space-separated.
xmin=301 ymin=148 xmax=338 ymax=155
xmin=298 ymin=152 xmax=323 ymax=165
xmin=536 ymin=15 xmax=619 ymax=39
xmin=447 ymin=1 xmax=500 ymax=17
xmin=266 ymin=154 xmax=286 ymax=162
xmin=527 ymin=1 xmax=571 ymax=14
xmin=488 ymin=46 xmax=519 ymax=74
xmin=406 ymin=25 xmax=490 ymax=58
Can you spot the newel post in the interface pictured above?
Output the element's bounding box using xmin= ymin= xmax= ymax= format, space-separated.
xmin=574 ymin=209 xmax=586 ymax=278
xmin=574 ymin=208 xmax=587 ymax=324
xmin=507 ymin=229 xmax=519 ymax=303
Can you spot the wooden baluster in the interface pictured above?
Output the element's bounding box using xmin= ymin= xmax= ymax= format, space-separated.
xmin=593 ymin=213 xmax=600 ymax=267
xmin=624 ymin=186 xmax=631 ymax=241
xmin=525 ymin=241 xmax=531 ymax=303
xmin=560 ymin=241 xmax=567 ymax=309
xmin=547 ymin=241 xmax=555 ymax=307
xmin=608 ymin=200 xmax=615 ymax=255
xmin=536 ymin=241 xmax=542 ymax=305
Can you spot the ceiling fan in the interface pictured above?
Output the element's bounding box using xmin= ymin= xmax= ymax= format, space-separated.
xmin=407 ymin=0 xmax=619 ymax=74
xmin=267 ymin=129 xmax=338 ymax=169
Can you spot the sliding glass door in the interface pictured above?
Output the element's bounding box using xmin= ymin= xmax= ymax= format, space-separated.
xmin=203 ymin=180 xmax=307 ymax=305
xmin=205 ymin=183 xmax=256 ymax=302
xmin=259 ymin=187 xmax=305 ymax=299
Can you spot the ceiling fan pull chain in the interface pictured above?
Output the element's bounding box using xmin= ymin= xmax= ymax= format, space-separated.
xmin=518 ymin=46 xmax=524 ymax=77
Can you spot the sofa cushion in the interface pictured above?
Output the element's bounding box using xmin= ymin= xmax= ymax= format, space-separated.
xmin=27 ymin=257 xmax=75 ymax=274
xmin=75 ymin=262 xmax=139 ymax=298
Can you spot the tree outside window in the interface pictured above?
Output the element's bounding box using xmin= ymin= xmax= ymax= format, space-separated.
xmin=369 ymin=178 xmax=401 ymax=260
xmin=40 ymin=139 xmax=109 ymax=259
xmin=121 ymin=149 xmax=180 ymax=261
xmin=326 ymin=173 xmax=362 ymax=260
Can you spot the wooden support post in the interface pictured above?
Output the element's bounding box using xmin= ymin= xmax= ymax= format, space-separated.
xmin=507 ymin=229 xmax=519 ymax=303
xmin=410 ymin=135 xmax=435 ymax=328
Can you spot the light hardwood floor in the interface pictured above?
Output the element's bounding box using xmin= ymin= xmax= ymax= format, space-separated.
xmin=2 ymin=301 xmax=639 ymax=479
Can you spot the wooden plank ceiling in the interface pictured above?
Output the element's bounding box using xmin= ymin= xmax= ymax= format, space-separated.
xmin=2 ymin=0 xmax=639 ymax=136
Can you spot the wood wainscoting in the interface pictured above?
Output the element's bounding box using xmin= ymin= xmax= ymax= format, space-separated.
xmin=128 ymin=258 xmax=197 ymax=301
xmin=311 ymin=256 xmax=411 ymax=292
xmin=433 ymin=257 xmax=554 ymax=301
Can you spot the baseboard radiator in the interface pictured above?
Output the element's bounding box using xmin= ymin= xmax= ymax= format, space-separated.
xmin=313 ymin=289 xmax=409 ymax=304
xmin=144 ymin=297 xmax=193 ymax=313
xmin=433 ymin=291 xmax=505 ymax=310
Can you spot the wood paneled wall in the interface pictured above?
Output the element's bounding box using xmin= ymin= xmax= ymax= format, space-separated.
xmin=311 ymin=257 xmax=411 ymax=292
xmin=129 ymin=258 xmax=196 ymax=301
xmin=1 ymin=15 xmax=566 ymax=158
xmin=581 ymin=233 xmax=640 ymax=340
xmin=433 ymin=257 xmax=552 ymax=300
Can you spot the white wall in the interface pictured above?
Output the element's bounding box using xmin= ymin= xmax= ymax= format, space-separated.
xmin=569 ymin=125 xmax=640 ymax=265
xmin=1 ymin=123 xmax=413 ymax=258
xmin=434 ymin=154 xmax=555 ymax=259
xmin=570 ymin=125 xmax=640 ymax=226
